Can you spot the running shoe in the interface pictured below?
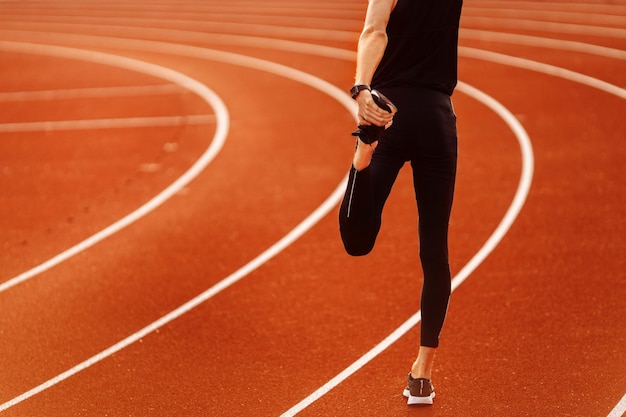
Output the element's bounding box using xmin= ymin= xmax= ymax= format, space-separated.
xmin=371 ymin=89 xmax=397 ymax=114
xmin=403 ymin=373 xmax=436 ymax=405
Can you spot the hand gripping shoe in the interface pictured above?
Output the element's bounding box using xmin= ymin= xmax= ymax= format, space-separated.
xmin=351 ymin=89 xmax=397 ymax=144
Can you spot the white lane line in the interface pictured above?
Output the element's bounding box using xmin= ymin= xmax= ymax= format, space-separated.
xmin=463 ymin=6 xmax=626 ymax=27
xmin=0 ymin=39 xmax=356 ymax=412
xmin=459 ymin=46 xmax=626 ymax=100
xmin=0 ymin=27 xmax=356 ymax=61
xmin=280 ymin=80 xmax=535 ymax=416
xmin=608 ymin=393 xmax=626 ymax=417
xmin=0 ymin=84 xmax=182 ymax=101
xmin=0 ymin=41 xmax=230 ymax=294
xmin=0 ymin=114 xmax=215 ymax=133
xmin=0 ymin=15 xmax=357 ymax=42
xmin=0 ymin=5 xmax=364 ymax=20
xmin=471 ymin=1 xmax=626 ymax=15
xmin=461 ymin=16 xmax=626 ymax=39
xmin=461 ymin=28 xmax=626 ymax=60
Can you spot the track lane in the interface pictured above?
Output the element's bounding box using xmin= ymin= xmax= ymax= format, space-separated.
xmin=1 ymin=1 xmax=624 ymax=414
xmin=0 ymin=35 xmax=524 ymax=416
xmin=0 ymin=76 xmax=214 ymax=285
xmin=0 ymin=42 xmax=225 ymax=290
xmin=0 ymin=38 xmax=358 ymax=412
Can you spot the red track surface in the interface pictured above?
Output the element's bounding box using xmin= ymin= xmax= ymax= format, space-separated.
xmin=1 ymin=1 xmax=624 ymax=416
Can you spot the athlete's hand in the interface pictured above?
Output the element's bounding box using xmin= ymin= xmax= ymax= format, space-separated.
xmin=356 ymin=89 xmax=395 ymax=127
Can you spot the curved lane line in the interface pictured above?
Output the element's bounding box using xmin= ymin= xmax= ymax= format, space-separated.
xmin=460 ymin=46 xmax=626 ymax=99
xmin=0 ymin=26 xmax=356 ymax=60
xmin=461 ymin=28 xmax=626 ymax=60
xmin=461 ymin=16 xmax=626 ymax=39
xmin=0 ymin=41 xmax=230 ymax=293
xmin=0 ymin=16 xmax=358 ymax=42
xmin=0 ymin=114 xmax=215 ymax=133
xmin=0 ymin=84 xmax=182 ymax=101
xmin=463 ymin=6 xmax=626 ymax=26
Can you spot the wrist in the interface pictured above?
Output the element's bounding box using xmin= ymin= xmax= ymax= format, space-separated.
xmin=350 ymin=84 xmax=370 ymax=99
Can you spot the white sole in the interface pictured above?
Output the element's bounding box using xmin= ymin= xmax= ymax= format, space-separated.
xmin=403 ymin=388 xmax=435 ymax=405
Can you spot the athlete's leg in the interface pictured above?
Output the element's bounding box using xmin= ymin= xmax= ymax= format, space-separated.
xmin=413 ymin=149 xmax=457 ymax=348
xmin=408 ymin=92 xmax=457 ymax=379
xmin=339 ymin=138 xmax=404 ymax=256
xmin=407 ymin=152 xmax=456 ymax=383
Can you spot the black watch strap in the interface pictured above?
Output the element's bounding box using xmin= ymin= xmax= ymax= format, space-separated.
xmin=350 ymin=84 xmax=370 ymax=99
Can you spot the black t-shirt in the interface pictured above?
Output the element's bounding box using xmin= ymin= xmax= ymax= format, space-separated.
xmin=371 ymin=0 xmax=463 ymax=96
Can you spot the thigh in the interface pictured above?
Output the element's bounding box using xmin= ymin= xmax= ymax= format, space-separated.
xmin=405 ymin=90 xmax=458 ymax=253
xmin=373 ymin=85 xmax=458 ymax=229
xmin=412 ymin=153 xmax=456 ymax=247
xmin=369 ymin=137 xmax=406 ymax=215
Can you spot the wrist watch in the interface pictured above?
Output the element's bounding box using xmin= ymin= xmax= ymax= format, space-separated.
xmin=350 ymin=84 xmax=370 ymax=99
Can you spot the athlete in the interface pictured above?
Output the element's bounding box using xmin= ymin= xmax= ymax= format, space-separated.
xmin=338 ymin=0 xmax=463 ymax=406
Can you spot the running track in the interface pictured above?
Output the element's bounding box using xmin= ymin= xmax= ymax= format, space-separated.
xmin=0 ymin=1 xmax=624 ymax=416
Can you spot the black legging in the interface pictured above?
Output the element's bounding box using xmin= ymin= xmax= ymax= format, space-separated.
xmin=339 ymin=85 xmax=458 ymax=348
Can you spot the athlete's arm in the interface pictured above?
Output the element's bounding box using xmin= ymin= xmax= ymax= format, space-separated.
xmin=354 ymin=0 xmax=397 ymax=127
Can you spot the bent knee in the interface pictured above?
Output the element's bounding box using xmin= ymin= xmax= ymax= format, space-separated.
xmin=345 ymin=246 xmax=373 ymax=257
xmin=342 ymin=239 xmax=375 ymax=257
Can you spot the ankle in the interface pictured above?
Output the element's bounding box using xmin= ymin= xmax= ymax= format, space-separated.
xmin=410 ymin=370 xmax=432 ymax=380
xmin=410 ymin=347 xmax=436 ymax=380
xmin=352 ymin=139 xmax=377 ymax=171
